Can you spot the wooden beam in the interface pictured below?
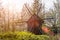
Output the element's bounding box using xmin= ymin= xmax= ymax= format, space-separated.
xmin=24 ymin=4 xmax=33 ymax=15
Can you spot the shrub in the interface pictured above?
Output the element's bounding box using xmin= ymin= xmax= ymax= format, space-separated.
xmin=0 ymin=31 xmax=50 ymax=40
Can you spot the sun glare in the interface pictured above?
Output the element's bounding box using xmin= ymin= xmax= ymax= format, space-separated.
xmin=0 ymin=0 xmax=33 ymax=20
xmin=1 ymin=0 xmax=27 ymax=19
xmin=2 ymin=0 xmax=27 ymax=12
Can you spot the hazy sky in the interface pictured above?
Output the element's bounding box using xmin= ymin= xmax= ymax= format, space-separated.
xmin=0 ymin=0 xmax=56 ymax=19
xmin=1 ymin=0 xmax=57 ymax=14
xmin=42 ymin=0 xmax=56 ymax=10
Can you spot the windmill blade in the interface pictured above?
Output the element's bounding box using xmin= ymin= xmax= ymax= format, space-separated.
xmin=24 ymin=4 xmax=33 ymax=15
xmin=15 ymin=21 xmax=27 ymax=23
xmin=37 ymin=4 xmax=42 ymax=15
xmin=44 ymin=17 xmax=54 ymax=20
xmin=13 ymin=20 xmax=27 ymax=26
xmin=44 ymin=17 xmax=54 ymax=23
xmin=44 ymin=17 xmax=55 ymax=26
xmin=13 ymin=19 xmax=27 ymax=23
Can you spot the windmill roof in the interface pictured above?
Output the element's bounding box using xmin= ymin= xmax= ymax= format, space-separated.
xmin=28 ymin=14 xmax=43 ymax=22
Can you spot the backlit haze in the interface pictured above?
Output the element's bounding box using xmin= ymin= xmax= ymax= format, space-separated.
xmin=1 ymin=0 xmax=56 ymax=20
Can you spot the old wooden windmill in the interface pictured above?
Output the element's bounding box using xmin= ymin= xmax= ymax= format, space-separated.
xmin=21 ymin=0 xmax=44 ymax=35
xmin=14 ymin=0 xmax=55 ymax=35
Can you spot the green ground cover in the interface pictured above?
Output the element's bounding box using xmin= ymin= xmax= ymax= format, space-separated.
xmin=0 ymin=31 xmax=58 ymax=40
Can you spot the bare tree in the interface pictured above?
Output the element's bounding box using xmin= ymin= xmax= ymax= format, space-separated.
xmin=0 ymin=0 xmax=6 ymax=32
xmin=53 ymin=0 xmax=60 ymax=27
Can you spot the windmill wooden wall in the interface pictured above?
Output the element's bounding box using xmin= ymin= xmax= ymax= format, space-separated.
xmin=27 ymin=14 xmax=44 ymax=35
